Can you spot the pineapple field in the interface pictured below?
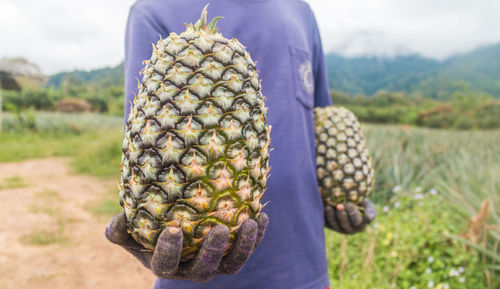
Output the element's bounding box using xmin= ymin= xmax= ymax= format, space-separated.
xmin=0 ymin=112 xmax=499 ymax=288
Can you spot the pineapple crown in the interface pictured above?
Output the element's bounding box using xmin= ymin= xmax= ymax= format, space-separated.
xmin=188 ymin=4 xmax=223 ymax=34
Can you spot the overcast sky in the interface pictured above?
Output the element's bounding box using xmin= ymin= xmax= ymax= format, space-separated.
xmin=1 ymin=0 xmax=499 ymax=74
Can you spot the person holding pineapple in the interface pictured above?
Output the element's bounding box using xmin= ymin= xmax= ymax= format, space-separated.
xmin=105 ymin=0 xmax=377 ymax=288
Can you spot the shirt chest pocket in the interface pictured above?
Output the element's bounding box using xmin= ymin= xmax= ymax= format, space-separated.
xmin=289 ymin=45 xmax=315 ymax=110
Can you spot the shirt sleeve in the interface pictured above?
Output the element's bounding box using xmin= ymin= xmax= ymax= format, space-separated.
xmin=309 ymin=10 xmax=332 ymax=108
xmin=124 ymin=5 xmax=166 ymax=121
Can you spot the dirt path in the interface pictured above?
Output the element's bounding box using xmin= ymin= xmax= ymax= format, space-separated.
xmin=0 ymin=158 xmax=156 ymax=289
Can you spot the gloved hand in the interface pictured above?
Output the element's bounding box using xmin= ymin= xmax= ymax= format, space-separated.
xmin=324 ymin=199 xmax=377 ymax=234
xmin=105 ymin=212 xmax=268 ymax=282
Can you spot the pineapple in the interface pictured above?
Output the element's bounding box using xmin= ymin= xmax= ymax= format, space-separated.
xmin=119 ymin=6 xmax=271 ymax=261
xmin=314 ymin=106 xmax=374 ymax=206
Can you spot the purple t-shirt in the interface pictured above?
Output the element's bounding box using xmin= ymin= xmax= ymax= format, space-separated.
xmin=124 ymin=0 xmax=332 ymax=288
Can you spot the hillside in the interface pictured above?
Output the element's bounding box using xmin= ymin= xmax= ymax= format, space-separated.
xmin=47 ymin=63 xmax=124 ymax=88
xmin=47 ymin=43 xmax=500 ymax=99
xmin=326 ymin=54 xmax=439 ymax=96
xmin=326 ymin=43 xmax=500 ymax=98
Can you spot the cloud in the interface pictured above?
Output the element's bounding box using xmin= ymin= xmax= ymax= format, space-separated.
xmin=1 ymin=0 xmax=499 ymax=74
xmin=305 ymin=0 xmax=500 ymax=59
xmin=0 ymin=0 xmax=135 ymax=74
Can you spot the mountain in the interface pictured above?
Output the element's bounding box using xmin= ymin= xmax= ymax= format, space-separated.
xmin=326 ymin=54 xmax=439 ymax=96
xmin=47 ymin=62 xmax=124 ymax=88
xmin=326 ymin=43 xmax=500 ymax=99
xmin=47 ymin=43 xmax=500 ymax=99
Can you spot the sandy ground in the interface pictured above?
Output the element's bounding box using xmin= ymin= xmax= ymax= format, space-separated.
xmin=0 ymin=158 xmax=156 ymax=289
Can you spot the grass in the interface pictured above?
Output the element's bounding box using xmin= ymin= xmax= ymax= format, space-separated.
xmin=0 ymin=112 xmax=122 ymax=164
xmin=71 ymin=129 xmax=123 ymax=178
xmin=30 ymin=190 xmax=63 ymax=217
xmin=359 ymin=124 xmax=500 ymax=288
xmin=0 ymin=176 xmax=29 ymax=190
xmin=363 ymin=125 xmax=499 ymax=202
xmin=1 ymin=111 xmax=123 ymax=134
xmin=24 ymin=190 xmax=73 ymax=246
xmin=0 ymin=130 xmax=116 ymax=163
xmin=20 ymin=230 xmax=69 ymax=246
xmin=90 ymin=199 xmax=122 ymax=216
xmin=2 ymin=112 xmax=500 ymax=287
xmin=35 ymin=190 xmax=63 ymax=201
xmin=326 ymin=190 xmax=487 ymax=288
xmin=86 ymin=189 xmax=122 ymax=217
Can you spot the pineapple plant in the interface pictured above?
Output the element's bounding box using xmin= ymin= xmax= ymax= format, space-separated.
xmin=119 ymin=6 xmax=271 ymax=261
xmin=314 ymin=106 xmax=374 ymax=206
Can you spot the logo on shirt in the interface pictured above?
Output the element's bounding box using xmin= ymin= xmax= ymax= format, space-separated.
xmin=299 ymin=60 xmax=314 ymax=95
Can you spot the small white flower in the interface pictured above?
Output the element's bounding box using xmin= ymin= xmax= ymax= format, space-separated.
xmin=427 ymin=256 xmax=434 ymax=263
xmin=449 ymin=268 xmax=459 ymax=277
xmin=393 ymin=185 xmax=402 ymax=193
xmin=373 ymin=222 xmax=379 ymax=229
xmin=383 ymin=206 xmax=389 ymax=212
xmin=410 ymin=286 xmax=417 ymax=289
xmin=459 ymin=277 xmax=466 ymax=283
xmin=414 ymin=193 xmax=425 ymax=200
xmin=425 ymin=267 xmax=432 ymax=274
xmin=394 ymin=201 xmax=400 ymax=208
xmin=419 ymin=201 xmax=424 ymax=206
xmin=443 ymin=283 xmax=450 ymax=289
xmin=415 ymin=187 xmax=422 ymax=193
xmin=352 ymin=273 xmax=357 ymax=279
xmin=430 ymin=188 xmax=437 ymax=195
xmin=391 ymin=282 xmax=397 ymax=288
xmin=458 ymin=267 xmax=464 ymax=273
xmin=413 ymin=217 xmax=419 ymax=222
xmin=428 ymin=280 xmax=434 ymax=288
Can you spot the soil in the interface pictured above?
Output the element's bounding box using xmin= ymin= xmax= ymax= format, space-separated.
xmin=0 ymin=158 xmax=156 ymax=289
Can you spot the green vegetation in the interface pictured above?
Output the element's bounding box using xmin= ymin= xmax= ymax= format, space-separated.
xmin=43 ymin=43 xmax=500 ymax=101
xmin=47 ymin=63 xmax=124 ymax=89
xmin=1 ymin=112 xmax=123 ymax=177
xmin=4 ymin=43 xmax=499 ymax=131
xmin=332 ymin=87 xmax=500 ymax=129
xmin=90 ymin=199 xmax=122 ymax=216
xmin=24 ymin=190 xmax=70 ymax=246
xmin=354 ymin=125 xmax=500 ymax=288
xmin=3 ymin=42 xmax=498 ymax=285
xmin=326 ymin=43 xmax=500 ymax=98
xmin=327 ymin=191 xmax=486 ymax=288
xmin=34 ymin=190 xmax=63 ymax=202
xmin=20 ymin=229 xmax=69 ymax=246
xmin=324 ymin=43 xmax=500 ymax=130
xmin=363 ymin=125 xmax=499 ymax=202
xmin=71 ymin=129 xmax=123 ymax=178
xmin=0 ymin=112 xmax=122 ymax=163
xmin=87 ymin=189 xmax=122 ymax=217
xmin=2 ymin=112 xmax=499 ymax=287
xmin=1 ymin=111 xmax=123 ymax=134
xmin=0 ymin=176 xmax=29 ymax=190
xmin=0 ymin=130 xmax=97 ymax=162
xmin=2 ymin=84 xmax=124 ymax=115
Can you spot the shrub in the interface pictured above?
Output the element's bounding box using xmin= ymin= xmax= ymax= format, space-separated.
xmin=474 ymin=100 xmax=500 ymax=129
xmin=2 ymin=110 xmax=37 ymax=132
xmin=416 ymin=105 xmax=454 ymax=129
xmin=2 ymin=89 xmax=58 ymax=111
xmin=331 ymin=87 xmax=500 ymax=129
xmin=56 ymin=98 xmax=92 ymax=113
xmin=327 ymin=189 xmax=487 ymax=288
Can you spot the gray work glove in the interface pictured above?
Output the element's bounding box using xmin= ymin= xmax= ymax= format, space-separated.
xmin=324 ymin=199 xmax=377 ymax=234
xmin=105 ymin=212 xmax=268 ymax=282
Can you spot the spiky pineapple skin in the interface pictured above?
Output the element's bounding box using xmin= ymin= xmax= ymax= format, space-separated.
xmin=314 ymin=106 xmax=374 ymax=206
xmin=119 ymin=26 xmax=271 ymax=261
